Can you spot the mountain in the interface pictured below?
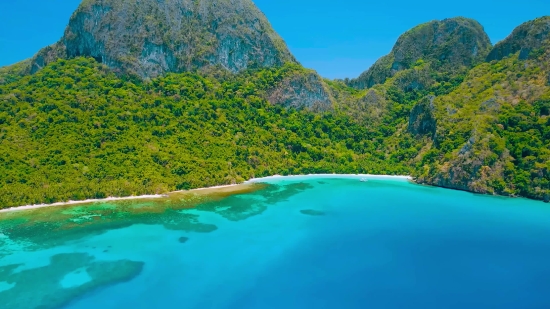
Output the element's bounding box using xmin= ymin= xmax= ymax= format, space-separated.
xmin=348 ymin=17 xmax=492 ymax=90
xmin=30 ymin=0 xmax=296 ymax=78
xmin=331 ymin=18 xmax=492 ymax=128
xmin=411 ymin=18 xmax=550 ymax=202
xmin=487 ymin=16 xmax=550 ymax=61
xmin=1 ymin=5 xmax=549 ymax=206
xmin=330 ymin=16 xmax=549 ymax=202
xmin=25 ymin=0 xmax=333 ymax=110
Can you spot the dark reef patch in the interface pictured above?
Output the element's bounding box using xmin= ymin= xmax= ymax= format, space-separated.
xmin=0 ymin=182 xmax=314 ymax=253
xmin=0 ymin=184 xmax=266 ymax=251
xmin=300 ymin=209 xmax=326 ymax=216
xmin=195 ymin=182 xmax=314 ymax=221
xmin=0 ymin=253 xmax=143 ymax=309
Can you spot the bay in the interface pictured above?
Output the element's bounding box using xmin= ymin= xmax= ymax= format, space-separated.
xmin=1 ymin=176 xmax=550 ymax=309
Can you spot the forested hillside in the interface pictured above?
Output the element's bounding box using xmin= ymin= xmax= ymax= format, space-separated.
xmin=332 ymin=17 xmax=550 ymax=202
xmin=0 ymin=58 xmax=409 ymax=208
xmin=415 ymin=50 xmax=550 ymax=201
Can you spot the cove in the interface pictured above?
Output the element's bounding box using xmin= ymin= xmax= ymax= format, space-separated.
xmin=1 ymin=176 xmax=550 ymax=309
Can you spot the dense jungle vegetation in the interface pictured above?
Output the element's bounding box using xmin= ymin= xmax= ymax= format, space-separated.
xmin=0 ymin=58 xmax=411 ymax=208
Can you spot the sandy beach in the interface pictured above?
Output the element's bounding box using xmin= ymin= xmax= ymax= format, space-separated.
xmin=0 ymin=184 xmax=241 ymax=214
xmin=0 ymin=194 xmax=166 ymax=213
xmin=246 ymin=174 xmax=413 ymax=182
xmin=0 ymin=174 xmax=412 ymax=213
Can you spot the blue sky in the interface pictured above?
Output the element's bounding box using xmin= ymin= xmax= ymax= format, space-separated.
xmin=0 ymin=0 xmax=548 ymax=78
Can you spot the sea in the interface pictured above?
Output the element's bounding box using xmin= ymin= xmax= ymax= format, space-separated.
xmin=1 ymin=175 xmax=550 ymax=309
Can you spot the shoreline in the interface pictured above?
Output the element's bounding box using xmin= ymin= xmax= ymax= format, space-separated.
xmin=0 ymin=184 xmax=242 ymax=214
xmin=246 ymin=174 xmax=413 ymax=182
xmin=0 ymin=194 xmax=165 ymax=214
xmin=0 ymin=174 xmax=411 ymax=213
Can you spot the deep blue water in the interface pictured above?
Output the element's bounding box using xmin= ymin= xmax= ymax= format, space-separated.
xmin=1 ymin=176 xmax=550 ymax=309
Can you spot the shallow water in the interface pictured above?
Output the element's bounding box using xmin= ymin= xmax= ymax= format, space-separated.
xmin=1 ymin=176 xmax=550 ymax=309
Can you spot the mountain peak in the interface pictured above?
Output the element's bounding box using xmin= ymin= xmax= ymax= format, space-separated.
xmin=349 ymin=17 xmax=492 ymax=89
xmin=487 ymin=16 xmax=550 ymax=61
xmin=30 ymin=0 xmax=296 ymax=78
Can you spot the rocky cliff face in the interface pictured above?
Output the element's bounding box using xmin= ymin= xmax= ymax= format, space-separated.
xmin=267 ymin=70 xmax=333 ymax=111
xmin=357 ymin=89 xmax=388 ymax=122
xmin=487 ymin=16 xmax=550 ymax=61
xmin=349 ymin=17 xmax=492 ymax=89
xmin=30 ymin=0 xmax=296 ymax=78
xmin=409 ymin=95 xmax=437 ymax=138
xmin=416 ymin=132 xmax=513 ymax=197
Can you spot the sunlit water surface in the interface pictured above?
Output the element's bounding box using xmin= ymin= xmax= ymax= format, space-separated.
xmin=1 ymin=176 xmax=550 ymax=309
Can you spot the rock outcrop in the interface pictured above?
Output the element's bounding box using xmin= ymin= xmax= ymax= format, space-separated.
xmin=487 ymin=16 xmax=550 ymax=61
xmin=409 ymin=95 xmax=437 ymax=138
xmin=267 ymin=70 xmax=333 ymax=111
xmin=349 ymin=17 xmax=492 ymax=89
xmin=30 ymin=0 xmax=296 ymax=79
xmin=416 ymin=133 xmax=511 ymax=197
xmin=344 ymin=88 xmax=389 ymax=124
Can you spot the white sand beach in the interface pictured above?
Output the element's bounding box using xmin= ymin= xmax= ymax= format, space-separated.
xmin=246 ymin=174 xmax=413 ymax=182
xmin=0 ymin=185 xmax=241 ymax=213
xmin=0 ymin=194 xmax=165 ymax=213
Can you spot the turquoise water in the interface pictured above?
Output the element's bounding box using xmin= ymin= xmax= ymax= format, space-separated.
xmin=1 ymin=176 xmax=550 ymax=309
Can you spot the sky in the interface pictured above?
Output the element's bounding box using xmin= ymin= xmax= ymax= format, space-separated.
xmin=0 ymin=0 xmax=548 ymax=79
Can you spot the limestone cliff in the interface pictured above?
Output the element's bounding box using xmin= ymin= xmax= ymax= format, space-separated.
xmin=30 ymin=0 xmax=296 ymax=78
xmin=409 ymin=95 xmax=437 ymax=138
xmin=349 ymin=17 xmax=492 ymax=89
xmin=487 ymin=16 xmax=550 ymax=61
xmin=267 ymin=70 xmax=333 ymax=112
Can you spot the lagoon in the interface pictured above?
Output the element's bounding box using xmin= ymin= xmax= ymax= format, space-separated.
xmin=1 ymin=176 xmax=550 ymax=309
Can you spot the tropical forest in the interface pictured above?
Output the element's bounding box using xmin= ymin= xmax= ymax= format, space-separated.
xmin=0 ymin=0 xmax=549 ymax=208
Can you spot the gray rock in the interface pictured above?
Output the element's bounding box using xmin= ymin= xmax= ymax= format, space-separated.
xmin=267 ymin=71 xmax=333 ymax=111
xmin=487 ymin=16 xmax=550 ymax=62
xmin=459 ymin=136 xmax=476 ymax=155
xmin=446 ymin=106 xmax=457 ymax=115
xmin=480 ymin=98 xmax=500 ymax=112
xmin=409 ymin=95 xmax=437 ymax=138
xmin=30 ymin=0 xmax=296 ymax=79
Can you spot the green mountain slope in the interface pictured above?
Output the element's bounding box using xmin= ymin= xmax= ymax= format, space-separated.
xmin=348 ymin=17 xmax=492 ymax=90
xmin=0 ymin=58 xmax=405 ymax=208
xmin=487 ymin=16 xmax=550 ymax=61
xmin=414 ymin=41 xmax=550 ymax=201
xmin=0 ymin=60 xmax=31 ymax=85
xmin=331 ymin=17 xmax=550 ymax=202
